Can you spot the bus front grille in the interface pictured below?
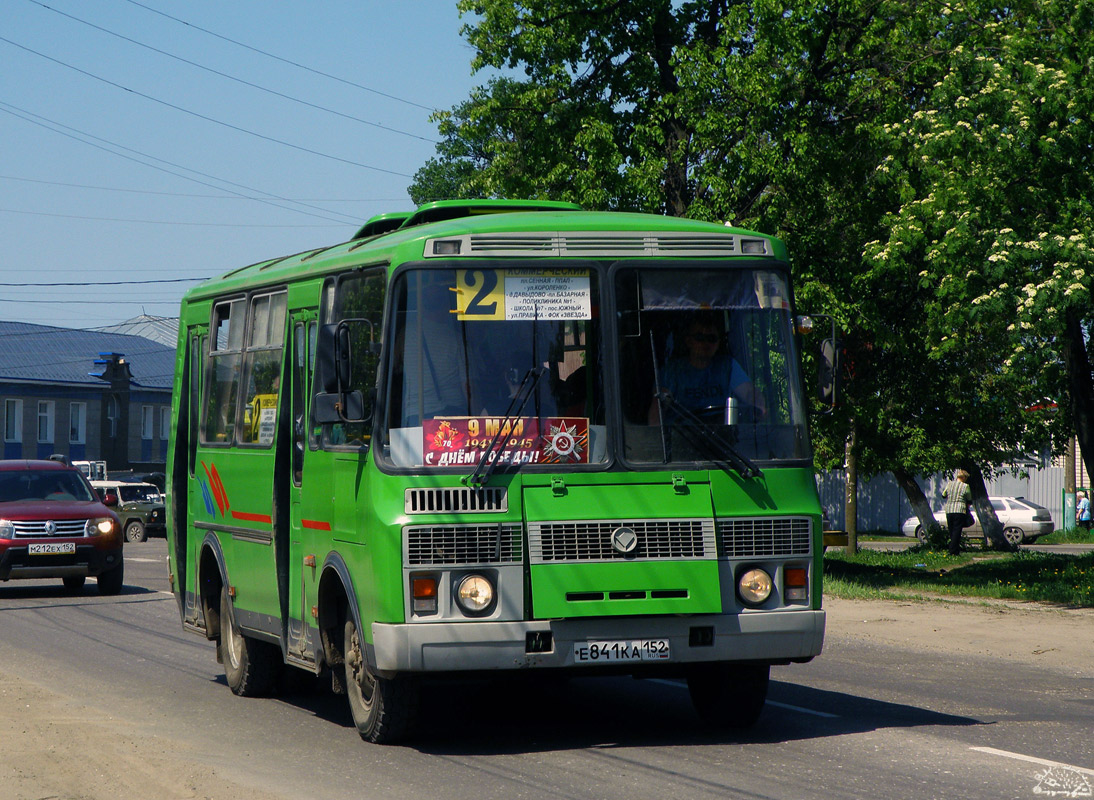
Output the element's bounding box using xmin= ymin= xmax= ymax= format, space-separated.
xmin=527 ymin=519 xmax=715 ymax=564
xmin=405 ymin=523 xmax=523 ymax=566
xmin=718 ymin=517 xmax=812 ymax=557
xmin=404 ymin=487 xmax=507 ymax=514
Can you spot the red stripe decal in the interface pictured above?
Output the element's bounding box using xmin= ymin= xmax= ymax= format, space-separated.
xmin=302 ymin=519 xmax=332 ymax=531
xmin=231 ymin=510 xmax=273 ymax=524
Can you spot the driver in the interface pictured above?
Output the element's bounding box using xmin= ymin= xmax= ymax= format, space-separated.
xmin=648 ymin=317 xmax=765 ymax=424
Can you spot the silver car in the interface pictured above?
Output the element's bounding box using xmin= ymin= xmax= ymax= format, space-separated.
xmin=901 ymin=496 xmax=1055 ymax=546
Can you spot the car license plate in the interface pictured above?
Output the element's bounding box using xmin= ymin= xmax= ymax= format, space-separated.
xmin=573 ymin=639 xmax=670 ymax=663
xmin=28 ymin=542 xmax=76 ymax=555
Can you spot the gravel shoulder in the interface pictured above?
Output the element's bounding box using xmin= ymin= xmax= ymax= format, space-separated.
xmin=823 ymin=595 xmax=1094 ymax=677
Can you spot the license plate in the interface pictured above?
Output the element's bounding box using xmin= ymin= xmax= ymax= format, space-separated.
xmin=573 ymin=639 xmax=671 ymax=663
xmin=28 ymin=542 xmax=76 ymax=555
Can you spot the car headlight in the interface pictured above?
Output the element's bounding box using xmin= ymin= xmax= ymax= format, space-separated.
xmin=737 ymin=567 xmax=773 ymax=607
xmin=455 ymin=574 xmax=495 ymax=615
xmin=85 ymin=517 xmax=115 ymax=536
xmin=0 ymin=519 xmax=12 ymax=539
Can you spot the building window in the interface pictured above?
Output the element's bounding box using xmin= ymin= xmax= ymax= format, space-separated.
xmin=70 ymin=402 xmax=86 ymax=444
xmin=4 ymin=399 xmax=22 ymax=442
xmin=106 ymin=395 xmax=119 ymax=437
xmin=37 ymin=401 xmax=55 ymax=444
xmin=160 ymin=406 xmax=170 ymax=440
xmin=141 ymin=405 xmax=154 ymax=440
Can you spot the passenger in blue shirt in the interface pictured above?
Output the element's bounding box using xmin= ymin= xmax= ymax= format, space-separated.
xmin=648 ymin=319 xmax=766 ymax=424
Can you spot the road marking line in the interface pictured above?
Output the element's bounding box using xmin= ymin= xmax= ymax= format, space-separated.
xmin=971 ymin=746 xmax=1094 ymax=777
xmin=766 ymin=700 xmax=839 ymax=718
xmin=126 ymin=557 xmax=160 ymax=563
xmin=648 ymin=679 xmax=838 ymax=718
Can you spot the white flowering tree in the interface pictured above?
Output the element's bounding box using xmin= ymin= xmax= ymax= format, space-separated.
xmin=864 ymin=0 xmax=1093 ymax=547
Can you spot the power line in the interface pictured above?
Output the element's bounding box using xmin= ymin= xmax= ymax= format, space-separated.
xmin=0 ymin=278 xmax=207 ymax=287
xmin=120 ymin=0 xmax=440 ymax=113
xmin=0 ymin=206 xmax=343 ymax=228
xmin=0 ymin=174 xmax=409 ymax=203
xmin=24 ymin=0 xmax=439 ymax=144
xmin=0 ymin=102 xmax=362 ymax=225
xmin=0 ymin=35 xmax=415 ymax=178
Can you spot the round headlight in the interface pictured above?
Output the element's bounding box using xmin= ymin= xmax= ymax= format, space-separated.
xmin=737 ymin=568 xmax=773 ymax=606
xmin=0 ymin=519 xmax=13 ymax=539
xmin=86 ymin=517 xmax=114 ymax=536
xmin=455 ymin=574 xmax=495 ymax=615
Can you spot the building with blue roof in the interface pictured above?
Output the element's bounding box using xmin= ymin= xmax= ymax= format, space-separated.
xmin=0 ymin=321 xmax=174 ymax=471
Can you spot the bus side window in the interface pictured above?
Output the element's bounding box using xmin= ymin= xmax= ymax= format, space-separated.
xmin=238 ymin=292 xmax=287 ymax=446
xmin=317 ymin=270 xmax=385 ymax=449
xmin=202 ymin=299 xmax=245 ymax=443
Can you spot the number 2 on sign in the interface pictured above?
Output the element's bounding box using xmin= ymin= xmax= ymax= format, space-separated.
xmin=455 ymin=270 xmax=504 ymax=320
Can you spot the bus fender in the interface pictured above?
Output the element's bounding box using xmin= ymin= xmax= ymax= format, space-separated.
xmin=197 ymin=532 xmax=230 ymax=643
xmin=317 ymin=552 xmax=378 ymax=673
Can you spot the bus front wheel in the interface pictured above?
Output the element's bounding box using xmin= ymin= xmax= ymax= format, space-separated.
xmin=343 ymin=617 xmax=418 ymax=744
xmin=687 ymin=662 xmax=769 ymax=729
xmin=220 ymin=589 xmax=279 ymax=697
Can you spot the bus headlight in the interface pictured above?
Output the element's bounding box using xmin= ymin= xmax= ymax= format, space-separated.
xmin=737 ymin=568 xmax=773 ymax=607
xmin=455 ymin=574 xmax=495 ymax=615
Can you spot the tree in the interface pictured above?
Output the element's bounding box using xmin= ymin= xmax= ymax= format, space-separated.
xmin=864 ymin=0 xmax=1092 ymax=545
xmin=415 ymin=1 xmax=1090 ymax=548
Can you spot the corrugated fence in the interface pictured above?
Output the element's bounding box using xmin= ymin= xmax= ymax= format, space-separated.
xmin=816 ymin=466 xmax=1068 ymax=533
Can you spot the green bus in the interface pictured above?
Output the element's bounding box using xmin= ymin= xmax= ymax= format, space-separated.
xmin=165 ymin=199 xmax=826 ymax=743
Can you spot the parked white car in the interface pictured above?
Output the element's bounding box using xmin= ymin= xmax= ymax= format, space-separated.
xmin=901 ymin=496 xmax=1054 ymax=546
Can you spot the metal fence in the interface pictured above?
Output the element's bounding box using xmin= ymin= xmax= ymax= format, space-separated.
xmin=816 ymin=466 xmax=1067 ymax=534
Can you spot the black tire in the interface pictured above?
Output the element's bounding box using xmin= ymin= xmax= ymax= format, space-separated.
xmin=97 ymin=561 xmax=124 ymax=596
xmin=687 ymin=663 xmax=770 ymax=729
xmin=343 ymin=616 xmax=418 ymax=744
xmin=219 ymin=589 xmax=280 ymax=696
xmin=62 ymin=575 xmax=86 ymax=592
xmin=914 ymin=525 xmax=926 ymax=543
xmin=1003 ymin=527 xmax=1024 ymax=547
xmin=124 ymin=519 xmax=147 ymax=543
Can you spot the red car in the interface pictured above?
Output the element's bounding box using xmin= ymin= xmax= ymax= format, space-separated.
xmin=0 ymin=459 xmax=124 ymax=594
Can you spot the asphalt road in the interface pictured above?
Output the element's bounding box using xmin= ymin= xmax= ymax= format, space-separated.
xmin=1 ymin=539 xmax=1091 ymax=800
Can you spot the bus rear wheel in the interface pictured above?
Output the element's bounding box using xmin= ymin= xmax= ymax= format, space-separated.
xmin=687 ymin=662 xmax=769 ymax=729
xmin=220 ymin=589 xmax=280 ymax=697
xmin=343 ymin=616 xmax=418 ymax=744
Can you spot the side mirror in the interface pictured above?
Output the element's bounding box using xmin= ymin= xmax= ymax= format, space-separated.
xmin=819 ymin=336 xmax=840 ymax=408
xmin=315 ymin=323 xmax=349 ymax=394
xmin=313 ymin=390 xmax=366 ymax=424
xmin=102 ymin=493 xmax=119 ymax=508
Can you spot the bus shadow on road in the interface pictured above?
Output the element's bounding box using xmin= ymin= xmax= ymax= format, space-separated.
xmin=267 ymin=673 xmax=981 ymax=755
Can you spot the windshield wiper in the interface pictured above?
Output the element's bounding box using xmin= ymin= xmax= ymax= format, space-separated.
xmin=654 ymin=391 xmax=764 ymax=479
xmin=465 ymin=366 xmax=547 ymax=487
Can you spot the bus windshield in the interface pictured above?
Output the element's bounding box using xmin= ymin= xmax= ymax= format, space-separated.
xmin=616 ymin=264 xmax=810 ymax=466
xmin=381 ymin=266 xmax=606 ymax=469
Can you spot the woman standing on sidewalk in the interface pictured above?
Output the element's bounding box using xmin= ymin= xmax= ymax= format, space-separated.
xmin=942 ymin=470 xmax=973 ymax=555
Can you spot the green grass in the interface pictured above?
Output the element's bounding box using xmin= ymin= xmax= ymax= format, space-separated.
xmin=1038 ymin=528 xmax=1094 ymax=545
xmin=824 ymin=547 xmax=1094 ymax=607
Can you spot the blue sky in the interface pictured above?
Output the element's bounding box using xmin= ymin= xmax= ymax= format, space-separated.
xmin=1 ymin=0 xmax=487 ymax=329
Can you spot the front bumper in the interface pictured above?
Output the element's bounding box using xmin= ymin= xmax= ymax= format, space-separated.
xmin=372 ymin=609 xmax=825 ymax=673
xmin=0 ymin=542 xmax=123 ymax=581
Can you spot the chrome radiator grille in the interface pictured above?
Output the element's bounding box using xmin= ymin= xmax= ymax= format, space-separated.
xmin=527 ymin=519 xmax=715 ymax=564
xmin=405 ymin=523 xmax=523 ymax=566
xmin=718 ymin=517 xmax=812 ymax=557
xmin=404 ymin=486 xmax=507 ymax=514
xmin=9 ymin=519 xmax=89 ymax=538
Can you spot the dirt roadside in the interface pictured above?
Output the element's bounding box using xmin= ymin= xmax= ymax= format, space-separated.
xmin=824 ymin=595 xmax=1094 ymax=677
xmin=1 ymin=597 xmax=1091 ymax=800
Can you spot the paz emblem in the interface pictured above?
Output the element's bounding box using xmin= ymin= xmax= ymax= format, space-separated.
xmin=610 ymin=526 xmax=638 ymax=555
